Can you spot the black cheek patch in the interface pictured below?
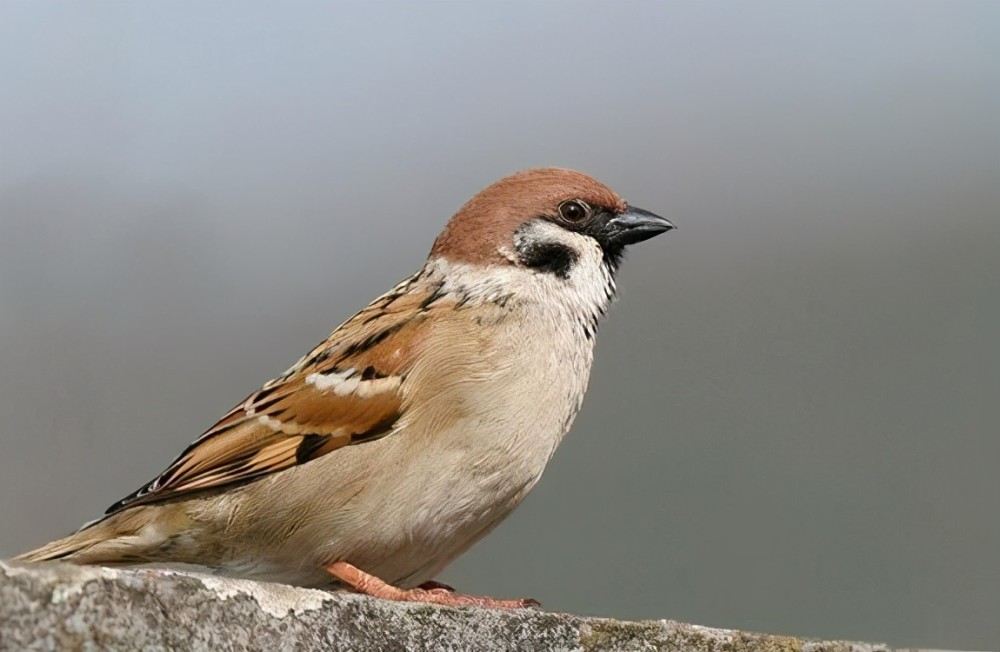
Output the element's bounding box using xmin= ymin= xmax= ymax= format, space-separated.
xmin=516 ymin=241 xmax=579 ymax=279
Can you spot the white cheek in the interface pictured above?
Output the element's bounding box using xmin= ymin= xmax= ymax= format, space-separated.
xmin=515 ymin=221 xmax=615 ymax=321
xmin=427 ymin=222 xmax=617 ymax=325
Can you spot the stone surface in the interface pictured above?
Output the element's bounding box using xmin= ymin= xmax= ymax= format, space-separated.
xmin=0 ymin=560 xmax=953 ymax=651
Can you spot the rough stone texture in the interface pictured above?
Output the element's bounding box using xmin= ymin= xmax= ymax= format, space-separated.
xmin=0 ymin=561 xmax=953 ymax=651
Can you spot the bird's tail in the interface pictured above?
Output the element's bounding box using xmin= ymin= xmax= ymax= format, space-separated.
xmin=15 ymin=505 xmax=179 ymax=565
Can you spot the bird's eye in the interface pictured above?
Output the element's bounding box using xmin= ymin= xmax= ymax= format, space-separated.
xmin=558 ymin=200 xmax=590 ymax=222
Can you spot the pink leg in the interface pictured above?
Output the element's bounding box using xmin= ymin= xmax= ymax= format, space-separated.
xmin=326 ymin=562 xmax=540 ymax=609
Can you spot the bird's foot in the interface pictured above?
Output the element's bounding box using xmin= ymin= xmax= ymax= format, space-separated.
xmin=326 ymin=562 xmax=540 ymax=609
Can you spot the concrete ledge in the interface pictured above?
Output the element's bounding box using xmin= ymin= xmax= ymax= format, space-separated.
xmin=0 ymin=561 xmax=940 ymax=651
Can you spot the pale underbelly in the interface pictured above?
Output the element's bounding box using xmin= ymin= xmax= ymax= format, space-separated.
xmin=203 ymin=427 xmax=551 ymax=588
xmin=199 ymin=332 xmax=589 ymax=588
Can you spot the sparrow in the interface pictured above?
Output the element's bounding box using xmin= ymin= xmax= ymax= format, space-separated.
xmin=18 ymin=167 xmax=674 ymax=608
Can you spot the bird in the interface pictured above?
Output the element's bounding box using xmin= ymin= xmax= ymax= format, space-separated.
xmin=17 ymin=167 xmax=674 ymax=609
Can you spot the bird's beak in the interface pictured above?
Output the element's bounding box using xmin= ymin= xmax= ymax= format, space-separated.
xmin=601 ymin=206 xmax=675 ymax=248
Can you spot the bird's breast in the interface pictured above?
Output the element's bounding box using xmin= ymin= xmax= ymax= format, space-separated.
xmin=212 ymin=294 xmax=600 ymax=587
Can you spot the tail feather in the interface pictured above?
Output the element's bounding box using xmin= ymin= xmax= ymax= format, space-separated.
xmin=16 ymin=532 xmax=96 ymax=563
xmin=15 ymin=506 xmax=175 ymax=565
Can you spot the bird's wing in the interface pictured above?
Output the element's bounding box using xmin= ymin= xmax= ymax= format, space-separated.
xmin=106 ymin=276 xmax=449 ymax=514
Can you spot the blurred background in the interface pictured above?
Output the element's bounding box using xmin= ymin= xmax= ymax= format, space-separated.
xmin=1 ymin=1 xmax=997 ymax=648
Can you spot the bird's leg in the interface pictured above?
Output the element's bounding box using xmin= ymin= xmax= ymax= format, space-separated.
xmin=326 ymin=562 xmax=540 ymax=609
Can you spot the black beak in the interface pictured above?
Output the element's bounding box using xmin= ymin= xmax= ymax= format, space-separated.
xmin=600 ymin=206 xmax=675 ymax=249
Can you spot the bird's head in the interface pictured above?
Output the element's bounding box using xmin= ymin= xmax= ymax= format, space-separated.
xmin=430 ymin=167 xmax=673 ymax=279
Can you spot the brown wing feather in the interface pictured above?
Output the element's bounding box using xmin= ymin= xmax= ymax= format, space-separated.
xmin=106 ymin=280 xmax=443 ymax=514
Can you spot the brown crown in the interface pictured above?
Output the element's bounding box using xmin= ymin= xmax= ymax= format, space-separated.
xmin=430 ymin=167 xmax=627 ymax=265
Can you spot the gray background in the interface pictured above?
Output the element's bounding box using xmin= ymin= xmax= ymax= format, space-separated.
xmin=1 ymin=2 xmax=997 ymax=649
